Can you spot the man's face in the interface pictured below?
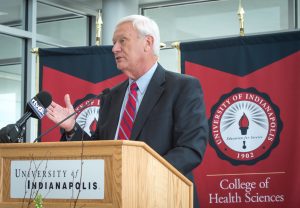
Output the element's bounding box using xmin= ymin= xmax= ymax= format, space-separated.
xmin=112 ymin=22 xmax=146 ymax=76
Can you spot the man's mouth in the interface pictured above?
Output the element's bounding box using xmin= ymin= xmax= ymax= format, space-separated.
xmin=115 ymin=56 xmax=124 ymax=62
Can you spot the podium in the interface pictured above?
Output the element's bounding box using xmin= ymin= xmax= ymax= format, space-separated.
xmin=0 ymin=140 xmax=193 ymax=208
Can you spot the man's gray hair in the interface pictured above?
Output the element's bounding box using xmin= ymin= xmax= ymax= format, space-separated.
xmin=116 ymin=15 xmax=160 ymax=56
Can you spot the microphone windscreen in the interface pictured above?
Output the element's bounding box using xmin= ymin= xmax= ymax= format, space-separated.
xmin=25 ymin=91 xmax=52 ymax=119
xmin=36 ymin=91 xmax=52 ymax=108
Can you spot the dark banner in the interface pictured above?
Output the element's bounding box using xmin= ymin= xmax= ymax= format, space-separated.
xmin=181 ymin=31 xmax=300 ymax=208
xmin=39 ymin=46 xmax=126 ymax=142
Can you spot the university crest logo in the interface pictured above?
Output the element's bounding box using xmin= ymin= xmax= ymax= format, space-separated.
xmin=208 ymin=88 xmax=283 ymax=165
xmin=73 ymin=94 xmax=100 ymax=136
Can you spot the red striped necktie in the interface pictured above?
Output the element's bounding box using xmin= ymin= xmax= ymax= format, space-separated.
xmin=118 ymin=82 xmax=138 ymax=140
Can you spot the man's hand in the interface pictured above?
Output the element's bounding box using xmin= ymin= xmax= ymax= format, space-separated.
xmin=46 ymin=94 xmax=76 ymax=132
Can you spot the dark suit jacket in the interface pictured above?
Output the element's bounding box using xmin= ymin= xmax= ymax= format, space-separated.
xmin=63 ymin=64 xmax=208 ymax=207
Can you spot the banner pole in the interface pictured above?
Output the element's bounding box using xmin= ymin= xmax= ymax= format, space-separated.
xmin=96 ymin=9 xmax=103 ymax=46
xmin=31 ymin=47 xmax=40 ymax=92
xmin=237 ymin=0 xmax=245 ymax=36
xmin=171 ymin=41 xmax=181 ymax=73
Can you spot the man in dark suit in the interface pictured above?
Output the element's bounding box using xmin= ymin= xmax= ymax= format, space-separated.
xmin=47 ymin=14 xmax=208 ymax=208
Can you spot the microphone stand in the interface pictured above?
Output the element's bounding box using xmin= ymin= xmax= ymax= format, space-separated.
xmin=34 ymin=111 xmax=77 ymax=143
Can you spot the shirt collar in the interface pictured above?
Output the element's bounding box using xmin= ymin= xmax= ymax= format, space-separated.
xmin=129 ymin=62 xmax=158 ymax=94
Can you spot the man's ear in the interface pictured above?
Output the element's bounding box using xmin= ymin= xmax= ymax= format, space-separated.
xmin=144 ymin=35 xmax=154 ymax=52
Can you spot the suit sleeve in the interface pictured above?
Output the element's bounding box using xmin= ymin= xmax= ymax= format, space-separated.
xmin=163 ymin=77 xmax=208 ymax=175
xmin=60 ymin=122 xmax=91 ymax=141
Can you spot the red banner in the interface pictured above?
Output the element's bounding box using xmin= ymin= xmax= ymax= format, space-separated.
xmin=39 ymin=46 xmax=126 ymax=142
xmin=181 ymin=31 xmax=300 ymax=207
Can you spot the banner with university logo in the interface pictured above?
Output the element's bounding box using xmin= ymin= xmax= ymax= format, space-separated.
xmin=39 ymin=46 xmax=126 ymax=142
xmin=181 ymin=31 xmax=300 ymax=208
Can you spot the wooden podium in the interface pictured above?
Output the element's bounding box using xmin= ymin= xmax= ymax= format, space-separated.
xmin=0 ymin=140 xmax=193 ymax=208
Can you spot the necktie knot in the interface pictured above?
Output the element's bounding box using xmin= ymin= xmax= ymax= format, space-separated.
xmin=130 ymin=82 xmax=138 ymax=92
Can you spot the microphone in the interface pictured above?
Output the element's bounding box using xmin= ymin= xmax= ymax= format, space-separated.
xmin=0 ymin=124 xmax=20 ymax=143
xmin=0 ymin=91 xmax=52 ymax=143
xmin=34 ymin=88 xmax=110 ymax=143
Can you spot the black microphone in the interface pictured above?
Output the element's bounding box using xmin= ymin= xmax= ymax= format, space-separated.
xmin=0 ymin=91 xmax=52 ymax=143
xmin=34 ymin=88 xmax=110 ymax=143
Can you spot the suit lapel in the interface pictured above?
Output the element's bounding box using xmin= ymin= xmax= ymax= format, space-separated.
xmin=131 ymin=65 xmax=165 ymax=140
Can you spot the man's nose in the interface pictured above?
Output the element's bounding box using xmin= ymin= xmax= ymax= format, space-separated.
xmin=112 ymin=42 xmax=120 ymax=53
